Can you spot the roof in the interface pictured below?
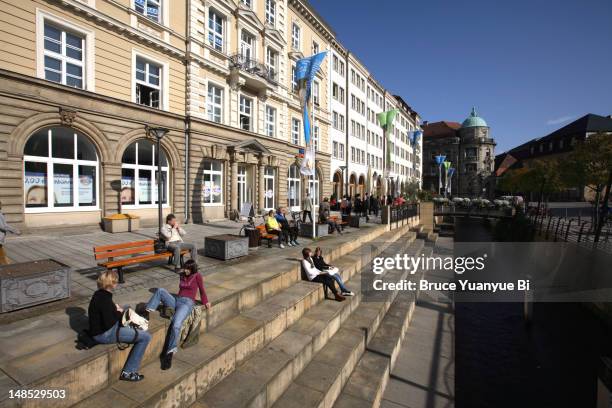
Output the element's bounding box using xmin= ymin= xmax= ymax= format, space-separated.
xmin=539 ymin=113 xmax=612 ymax=141
xmin=422 ymin=121 xmax=461 ymax=139
xmin=461 ymin=107 xmax=488 ymax=128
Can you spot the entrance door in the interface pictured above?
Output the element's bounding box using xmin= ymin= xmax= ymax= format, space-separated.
xmin=237 ymin=165 xmax=251 ymax=210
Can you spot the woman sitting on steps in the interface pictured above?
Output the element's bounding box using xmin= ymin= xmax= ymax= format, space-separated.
xmin=313 ymin=247 xmax=353 ymax=296
xmin=144 ymin=259 xmax=210 ymax=370
xmin=301 ymin=248 xmax=345 ymax=302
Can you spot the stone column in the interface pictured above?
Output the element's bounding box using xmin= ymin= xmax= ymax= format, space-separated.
xmin=258 ymin=156 xmax=265 ymax=214
xmin=231 ymin=157 xmax=238 ymax=213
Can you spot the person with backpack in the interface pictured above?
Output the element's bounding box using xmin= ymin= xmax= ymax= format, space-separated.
xmin=88 ymin=271 xmax=151 ymax=382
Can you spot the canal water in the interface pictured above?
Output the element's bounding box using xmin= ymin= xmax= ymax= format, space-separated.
xmin=454 ymin=217 xmax=611 ymax=408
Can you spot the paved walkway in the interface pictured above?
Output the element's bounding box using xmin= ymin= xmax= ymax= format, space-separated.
xmin=381 ymin=237 xmax=455 ymax=408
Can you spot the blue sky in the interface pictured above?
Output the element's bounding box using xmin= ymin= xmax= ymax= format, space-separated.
xmin=308 ymin=0 xmax=612 ymax=153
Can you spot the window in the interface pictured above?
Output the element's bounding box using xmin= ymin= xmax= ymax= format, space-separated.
xmin=287 ymin=164 xmax=301 ymax=209
xmin=24 ymin=127 xmax=99 ymax=211
xmin=338 ymin=143 xmax=345 ymax=160
xmin=43 ymin=22 xmax=85 ymax=89
xmin=332 ymin=111 xmax=339 ymax=130
xmin=291 ymin=118 xmax=301 ymax=145
xmin=266 ymin=47 xmax=278 ymax=80
xmin=313 ymin=81 xmax=320 ymax=105
xmin=207 ymin=84 xmax=223 ymax=123
xmin=291 ymin=65 xmax=298 ymax=93
xmin=332 ymin=141 xmax=339 ymax=158
xmin=135 ymin=56 xmax=161 ymax=108
xmin=135 ymin=0 xmax=161 ymax=23
xmin=264 ymin=167 xmax=275 ymax=210
xmin=240 ymin=30 xmax=255 ymax=60
xmin=308 ymin=173 xmax=320 ymax=207
xmin=265 ymin=0 xmax=276 ymax=26
xmin=312 ymin=41 xmax=319 ymax=54
xmin=202 ymin=160 xmax=223 ymax=204
xmin=208 ymin=10 xmax=224 ymax=51
xmin=241 ymin=0 xmax=252 ymax=8
xmin=292 ymin=23 xmax=300 ymax=50
xmin=313 ymin=125 xmax=320 ymax=151
xmin=239 ymin=95 xmax=253 ymax=131
xmin=332 ymin=83 xmax=344 ymax=103
xmin=265 ymin=105 xmax=276 ymax=137
xmin=121 ymin=139 xmax=169 ymax=208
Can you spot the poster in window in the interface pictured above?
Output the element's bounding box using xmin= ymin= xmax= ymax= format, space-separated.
xmin=78 ymin=174 xmax=94 ymax=204
xmin=53 ymin=171 xmax=73 ymax=205
xmin=289 ymin=185 xmax=295 ymax=199
xmin=121 ymin=175 xmax=135 ymax=204
xmin=203 ymin=183 xmax=211 ymax=199
xmin=265 ymin=189 xmax=274 ymax=198
xmin=24 ymin=171 xmax=47 ymax=206
xmin=139 ymin=176 xmax=152 ymax=203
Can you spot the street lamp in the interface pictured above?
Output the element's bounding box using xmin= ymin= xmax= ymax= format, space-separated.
xmin=147 ymin=125 xmax=169 ymax=253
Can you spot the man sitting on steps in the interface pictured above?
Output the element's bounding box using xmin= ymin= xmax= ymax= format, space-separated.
xmin=301 ymin=248 xmax=345 ymax=302
xmin=161 ymin=214 xmax=197 ymax=272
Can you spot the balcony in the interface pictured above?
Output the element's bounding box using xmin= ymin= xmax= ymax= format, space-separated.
xmin=229 ymin=53 xmax=278 ymax=91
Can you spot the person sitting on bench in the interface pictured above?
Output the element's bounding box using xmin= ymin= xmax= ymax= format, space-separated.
xmin=266 ymin=209 xmax=288 ymax=248
xmin=276 ymin=207 xmax=299 ymax=246
xmin=88 ymin=271 xmax=151 ymax=382
xmin=161 ymin=214 xmax=197 ymax=272
xmin=301 ymin=248 xmax=345 ymax=302
xmin=313 ymin=247 xmax=353 ymax=296
xmin=319 ymin=208 xmax=342 ymax=235
xmin=144 ymin=260 xmax=210 ymax=370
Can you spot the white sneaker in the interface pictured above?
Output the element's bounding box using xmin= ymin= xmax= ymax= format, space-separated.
xmin=342 ymin=291 xmax=354 ymax=296
xmin=287 ymin=242 xmax=294 ymax=247
xmin=280 ymin=244 xmax=285 ymax=249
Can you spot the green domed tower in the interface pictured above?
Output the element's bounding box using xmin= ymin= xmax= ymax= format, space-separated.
xmin=457 ymin=107 xmax=496 ymax=197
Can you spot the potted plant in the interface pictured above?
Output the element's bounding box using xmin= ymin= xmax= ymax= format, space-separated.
xmin=103 ymin=213 xmax=140 ymax=233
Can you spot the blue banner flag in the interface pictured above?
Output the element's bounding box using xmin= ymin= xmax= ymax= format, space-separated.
xmin=303 ymin=104 xmax=311 ymax=145
xmin=296 ymin=51 xmax=328 ymax=102
xmin=410 ymin=130 xmax=422 ymax=146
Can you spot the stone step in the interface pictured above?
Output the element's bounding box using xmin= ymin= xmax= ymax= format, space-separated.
xmin=194 ymin=236 xmax=421 ymax=408
xmin=267 ymin=239 xmax=425 ymax=408
xmin=0 ymin=223 xmax=415 ymax=408
xmin=333 ymin=247 xmax=434 ymax=408
xmin=68 ymin=226 xmax=416 ymax=408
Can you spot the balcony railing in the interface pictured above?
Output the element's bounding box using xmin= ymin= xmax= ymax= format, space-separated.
xmin=229 ymin=53 xmax=278 ymax=86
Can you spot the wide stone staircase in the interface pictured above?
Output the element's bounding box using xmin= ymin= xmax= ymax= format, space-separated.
xmin=0 ymin=218 xmax=424 ymax=408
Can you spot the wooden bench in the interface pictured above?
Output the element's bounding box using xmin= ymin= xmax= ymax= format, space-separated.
xmin=329 ymin=215 xmax=349 ymax=231
xmin=255 ymin=225 xmax=277 ymax=248
xmin=93 ymin=240 xmax=190 ymax=283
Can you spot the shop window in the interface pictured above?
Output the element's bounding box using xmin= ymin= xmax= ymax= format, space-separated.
xmin=287 ymin=164 xmax=301 ymax=210
xmin=121 ymin=140 xmax=169 ymax=208
xmin=264 ymin=167 xmax=275 ymax=210
xmin=203 ymin=160 xmax=223 ymax=205
xmin=24 ymin=127 xmax=98 ymax=211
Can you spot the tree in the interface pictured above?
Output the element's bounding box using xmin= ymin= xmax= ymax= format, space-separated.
xmin=559 ymin=132 xmax=612 ymax=231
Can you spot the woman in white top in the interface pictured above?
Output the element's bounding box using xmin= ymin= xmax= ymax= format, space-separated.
xmin=301 ymin=248 xmax=345 ymax=302
xmin=312 ymin=247 xmax=353 ymax=296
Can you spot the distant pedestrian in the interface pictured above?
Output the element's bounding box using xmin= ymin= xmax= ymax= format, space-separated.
xmin=302 ymin=192 xmax=313 ymax=224
xmin=0 ymin=201 xmax=21 ymax=265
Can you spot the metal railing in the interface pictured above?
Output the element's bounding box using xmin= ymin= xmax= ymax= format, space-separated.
xmin=529 ymin=213 xmax=612 ymax=253
xmin=390 ymin=204 xmax=419 ymax=224
xmin=229 ymin=53 xmax=278 ymax=85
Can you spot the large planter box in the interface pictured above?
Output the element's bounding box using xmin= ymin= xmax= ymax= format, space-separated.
xmin=205 ymin=234 xmax=249 ymax=260
xmin=0 ymin=259 xmax=71 ymax=313
xmin=103 ymin=217 xmax=140 ymax=233
xmin=349 ymin=216 xmax=366 ymax=228
xmin=299 ymin=223 xmax=329 ymax=238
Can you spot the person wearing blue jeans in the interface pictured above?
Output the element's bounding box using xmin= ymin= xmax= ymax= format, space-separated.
xmin=88 ymin=271 xmax=151 ymax=382
xmin=312 ymin=247 xmax=354 ymax=296
xmin=145 ymin=259 xmax=210 ymax=370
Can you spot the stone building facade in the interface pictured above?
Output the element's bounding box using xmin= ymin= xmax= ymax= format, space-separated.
xmin=423 ymin=108 xmax=496 ymax=197
xmin=0 ymin=0 xmax=422 ymax=230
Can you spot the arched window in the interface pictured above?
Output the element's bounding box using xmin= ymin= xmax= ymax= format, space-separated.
xmin=121 ymin=140 xmax=169 ymax=208
xmin=287 ymin=164 xmax=301 ymax=210
xmin=24 ymin=127 xmax=99 ymax=210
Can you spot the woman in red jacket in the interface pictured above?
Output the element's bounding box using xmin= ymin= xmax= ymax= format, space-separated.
xmin=145 ymin=259 xmax=210 ymax=370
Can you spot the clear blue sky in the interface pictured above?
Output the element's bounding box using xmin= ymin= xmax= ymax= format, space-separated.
xmin=308 ymin=0 xmax=612 ymax=153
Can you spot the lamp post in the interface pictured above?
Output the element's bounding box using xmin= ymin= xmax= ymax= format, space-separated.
xmin=147 ymin=126 xmax=169 ymax=253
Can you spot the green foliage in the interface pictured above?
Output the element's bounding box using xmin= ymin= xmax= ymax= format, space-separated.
xmin=559 ymin=132 xmax=612 ymax=192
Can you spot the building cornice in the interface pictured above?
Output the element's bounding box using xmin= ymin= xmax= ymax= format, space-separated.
xmin=51 ymin=0 xmax=186 ymax=58
xmin=289 ymin=0 xmax=335 ymax=42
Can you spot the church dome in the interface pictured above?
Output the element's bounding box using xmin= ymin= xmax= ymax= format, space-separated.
xmin=461 ymin=107 xmax=488 ymax=128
